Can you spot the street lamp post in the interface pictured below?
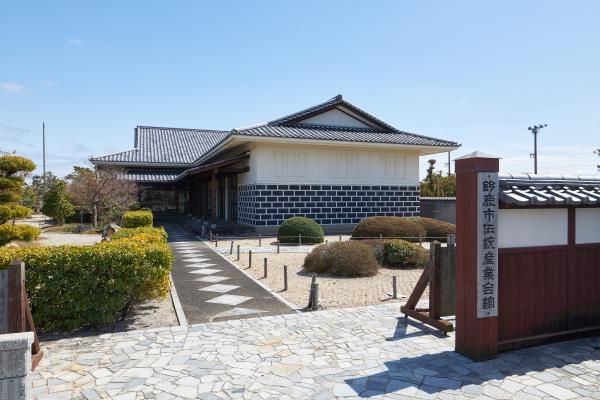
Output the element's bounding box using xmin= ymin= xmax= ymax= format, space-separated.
xmin=528 ymin=124 xmax=547 ymax=174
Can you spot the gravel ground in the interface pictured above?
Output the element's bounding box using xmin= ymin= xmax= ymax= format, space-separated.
xmin=35 ymin=231 xmax=102 ymax=246
xmin=215 ymin=235 xmax=427 ymax=310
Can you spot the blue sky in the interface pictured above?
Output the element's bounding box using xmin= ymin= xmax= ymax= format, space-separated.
xmin=1 ymin=1 xmax=599 ymax=178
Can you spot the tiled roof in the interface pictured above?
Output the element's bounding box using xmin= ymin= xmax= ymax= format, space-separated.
xmin=91 ymin=126 xmax=229 ymax=165
xmin=500 ymin=174 xmax=600 ymax=207
xmin=233 ymin=95 xmax=460 ymax=148
xmin=92 ymin=95 xmax=459 ymax=171
xmin=123 ymin=168 xmax=185 ymax=183
xmin=233 ymin=124 xmax=457 ymax=147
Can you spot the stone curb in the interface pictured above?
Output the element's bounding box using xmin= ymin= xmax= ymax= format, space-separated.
xmin=169 ymin=274 xmax=188 ymax=327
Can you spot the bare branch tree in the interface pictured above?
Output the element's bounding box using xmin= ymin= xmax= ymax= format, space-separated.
xmin=66 ymin=165 xmax=138 ymax=227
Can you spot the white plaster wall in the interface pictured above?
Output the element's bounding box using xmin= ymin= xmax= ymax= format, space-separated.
xmin=576 ymin=208 xmax=600 ymax=244
xmin=250 ymin=143 xmax=420 ymax=185
xmin=300 ymin=109 xmax=371 ymax=128
xmin=498 ymin=209 xmax=568 ymax=248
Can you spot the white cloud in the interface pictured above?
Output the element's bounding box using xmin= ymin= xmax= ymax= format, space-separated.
xmin=0 ymin=82 xmax=25 ymax=93
xmin=67 ymin=38 xmax=84 ymax=46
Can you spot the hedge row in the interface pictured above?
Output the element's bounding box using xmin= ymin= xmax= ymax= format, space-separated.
xmin=351 ymin=217 xmax=455 ymax=241
xmin=111 ymin=226 xmax=168 ymax=243
xmin=0 ymin=227 xmax=172 ymax=331
xmin=122 ymin=210 xmax=153 ymax=228
xmin=0 ymin=224 xmax=41 ymax=246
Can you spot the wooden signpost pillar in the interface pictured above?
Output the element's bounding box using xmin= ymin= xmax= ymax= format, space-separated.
xmin=455 ymin=151 xmax=500 ymax=360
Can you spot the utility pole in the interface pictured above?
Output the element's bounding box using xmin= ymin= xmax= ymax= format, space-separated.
xmin=42 ymin=122 xmax=46 ymax=183
xmin=528 ymin=124 xmax=547 ymax=174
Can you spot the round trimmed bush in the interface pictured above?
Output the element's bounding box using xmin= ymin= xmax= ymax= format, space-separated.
xmin=381 ymin=239 xmax=429 ymax=268
xmin=277 ymin=217 xmax=324 ymax=244
xmin=303 ymin=241 xmax=379 ymax=277
xmin=351 ymin=216 xmax=425 ymax=242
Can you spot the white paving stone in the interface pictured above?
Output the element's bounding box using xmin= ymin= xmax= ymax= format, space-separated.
xmin=181 ymin=257 xmax=211 ymax=262
xmin=188 ymin=268 xmax=222 ymax=275
xmin=206 ymin=294 xmax=252 ymax=306
xmin=198 ymin=284 xmax=240 ymax=293
xmin=184 ymin=263 xmax=217 ymax=268
xmin=194 ymin=276 xmax=230 ymax=283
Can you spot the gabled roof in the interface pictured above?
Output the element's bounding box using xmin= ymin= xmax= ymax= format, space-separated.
xmin=91 ymin=95 xmax=460 ymax=176
xmin=91 ymin=126 xmax=229 ymax=165
xmin=231 ymin=95 xmax=459 ymax=148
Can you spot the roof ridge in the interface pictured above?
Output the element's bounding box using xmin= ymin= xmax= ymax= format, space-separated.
xmin=268 ymin=95 xmax=344 ymax=126
xmin=290 ymin=123 xmax=386 ymax=132
xmin=90 ymin=148 xmax=139 ymax=161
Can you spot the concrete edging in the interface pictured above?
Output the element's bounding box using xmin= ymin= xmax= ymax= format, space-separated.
xmin=169 ymin=274 xmax=188 ymax=327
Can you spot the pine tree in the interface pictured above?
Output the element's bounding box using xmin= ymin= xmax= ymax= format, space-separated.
xmin=0 ymin=155 xmax=36 ymax=224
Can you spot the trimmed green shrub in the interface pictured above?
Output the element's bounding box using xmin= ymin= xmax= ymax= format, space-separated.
xmin=0 ymin=231 xmax=172 ymax=331
xmin=380 ymin=239 xmax=429 ymax=269
xmin=351 ymin=216 xmax=455 ymax=242
xmin=278 ymin=217 xmax=324 ymax=244
xmin=303 ymin=241 xmax=379 ymax=277
xmin=352 ymin=217 xmax=425 ymax=242
xmin=0 ymin=224 xmax=41 ymax=246
xmin=418 ymin=217 xmax=455 ymax=239
xmin=123 ymin=210 xmax=153 ymax=228
xmin=111 ymin=227 xmax=168 ymax=243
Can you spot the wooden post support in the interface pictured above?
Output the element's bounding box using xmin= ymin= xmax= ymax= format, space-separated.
xmin=215 ymin=234 xmax=218 ymax=247
xmin=237 ymin=244 xmax=240 ymax=260
xmin=249 ymin=250 xmax=252 ymax=269
xmin=230 ymin=241 xmax=234 ymax=255
xmin=429 ymin=242 xmax=442 ymax=319
xmin=259 ymin=234 xmax=262 ymax=247
xmin=283 ymin=265 xmax=288 ymax=291
xmin=299 ymin=234 xmax=302 ymax=246
xmin=4 ymin=260 xmax=44 ymax=370
xmin=339 ymin=234 xmax=342 ymax=242
xmin=455 ymin=151 xmax=500 ymax=361
xmin=7 ymin=261 xmax=26 ymax=333
xmin=263 ymin=258 xmax=268 ymax=278
xmin=392 ymin=276 xmax=397 ymax=299
xmin=277 ymin=241 xmax=280 ymax=254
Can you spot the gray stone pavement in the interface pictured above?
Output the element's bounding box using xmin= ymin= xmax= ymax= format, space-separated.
xmin=32 ymin=303 xmax=600 ymax=399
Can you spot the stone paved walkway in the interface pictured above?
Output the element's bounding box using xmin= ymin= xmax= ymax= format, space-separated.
xmin=166 ymin=223 xmax=293 ymax=324
xmin=32 ymin=303 xmax=600 ymax=399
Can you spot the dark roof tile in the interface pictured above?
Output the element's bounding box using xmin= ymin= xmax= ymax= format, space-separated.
xmin=91 ymin=126 xmax=229 ymax=164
